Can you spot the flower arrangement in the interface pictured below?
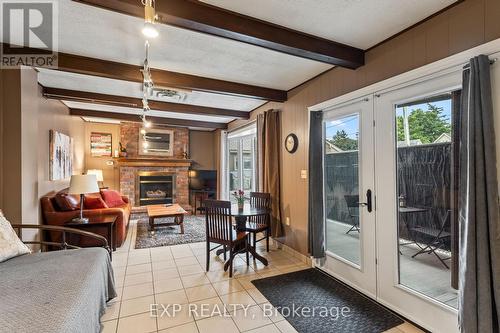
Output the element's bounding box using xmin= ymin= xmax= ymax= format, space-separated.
xmin=232 ymin=190 xmax=246 ymax=209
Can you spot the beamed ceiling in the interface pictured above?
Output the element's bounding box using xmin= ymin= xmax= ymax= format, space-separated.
xmin=6 ymin=0 xmax=458 ymax=129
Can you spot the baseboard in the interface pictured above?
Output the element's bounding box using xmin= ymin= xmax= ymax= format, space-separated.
xmin=271 ymin=238 xmax=313 ymax=266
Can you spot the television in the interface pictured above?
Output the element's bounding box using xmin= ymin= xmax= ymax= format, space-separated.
xmin=189 ymin=170 xmax=217 ymax=191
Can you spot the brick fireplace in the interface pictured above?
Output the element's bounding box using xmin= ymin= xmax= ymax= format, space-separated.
xmin=118 ymin=123 xmax=191 ymax=210
xmin=119 ymin=162 xmax=191 ymax=210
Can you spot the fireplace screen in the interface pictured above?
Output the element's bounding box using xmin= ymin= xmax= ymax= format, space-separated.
xmin=138 ymin=174 xmax=174 ymax=206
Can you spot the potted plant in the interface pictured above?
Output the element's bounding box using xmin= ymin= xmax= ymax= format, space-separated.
xmin=232 ymin=190 xmax=246 ymax=211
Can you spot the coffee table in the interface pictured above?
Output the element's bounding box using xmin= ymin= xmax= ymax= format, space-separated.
xmin=147 ymin=204 xmax=187 ymax=233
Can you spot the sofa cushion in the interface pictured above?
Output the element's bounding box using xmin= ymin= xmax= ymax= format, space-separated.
xmin=54 ymin=193 xmax=80 ymax=211
xmin=0 ymin=215 xmax=31 ymax=263
xmin=84 ymin=196 xmax=108 ymax=209
xmin=100 ymin=190 xmax=126 ymax=208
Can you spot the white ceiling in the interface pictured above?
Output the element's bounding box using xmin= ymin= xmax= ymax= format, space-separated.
xmin=55 ymin=0 xmax=331 ymax=91
xmin=201 ymin=0 xmax=457 ymax=49
xmin=62 ymin=101 xmax=236 ymax=123
xmin=37 ymin=68 xmax=266 ymax=112
xmin=21 ymin=0 xmax=458 ymax=127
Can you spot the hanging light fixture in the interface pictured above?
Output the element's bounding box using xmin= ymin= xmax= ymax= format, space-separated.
xmin=140 ymin=1 xmax=158 ymax=135
xmin=141 ymin=0 xmax=158 ymax=38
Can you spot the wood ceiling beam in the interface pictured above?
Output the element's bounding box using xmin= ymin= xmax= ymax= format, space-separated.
xmin=43 ymin=87 xmax=249 ymax=119
xmin=73 ymin=0 xmax=365 ymax=69
xmin=69 ymin=108 xmax=228 ymax=129
xmin=55 ymin=51 xmax=286 ymax=102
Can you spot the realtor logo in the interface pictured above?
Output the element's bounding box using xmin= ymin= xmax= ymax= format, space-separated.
xmin=1 ymin=1 xmax=58 ymax=68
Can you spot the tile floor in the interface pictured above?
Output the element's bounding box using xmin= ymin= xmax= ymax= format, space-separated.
xmin=100 ymin=219 xmax=425 ymax=333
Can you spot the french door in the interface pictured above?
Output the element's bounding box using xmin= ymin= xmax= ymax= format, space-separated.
xmin=319 ymin=71 xmax=461 ymax=332
xmin=320 ymin=95 xmax=377 ymax=298
xmin=375 ymin=71 xmax=460 ymax=333
xmin=227 ymin=128 xmax=257 ymax=197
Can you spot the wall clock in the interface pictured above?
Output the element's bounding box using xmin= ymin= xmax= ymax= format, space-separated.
xmin=285 ymin=133 xmax=299 ymax=153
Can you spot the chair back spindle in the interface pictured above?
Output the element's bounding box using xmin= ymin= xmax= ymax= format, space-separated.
xmin=249 ymin=192 xmax=271 ymax=226
xmin=204 ymin=199 xmax=233 ymax=243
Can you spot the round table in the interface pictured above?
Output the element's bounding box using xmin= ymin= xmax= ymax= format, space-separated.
xmin=231 ymin=204 xmax=270 ymax=231
xmin=216 ymin=204 xmax=270 ymax=267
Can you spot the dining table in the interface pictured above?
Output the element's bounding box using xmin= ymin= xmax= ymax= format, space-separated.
xmin=215 ymin=203 xmax=270 ymax=267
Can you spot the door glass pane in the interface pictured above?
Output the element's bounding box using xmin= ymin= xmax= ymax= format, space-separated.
xmin=241 ymin=136 xmax=255 ymax=191
xmin=324 ymin=114 xmax=361 ymax=266
xmin=395 ymin=92 xmax=458 ymax=308
xmin=228 ymin=138 xmax=240 ymax=192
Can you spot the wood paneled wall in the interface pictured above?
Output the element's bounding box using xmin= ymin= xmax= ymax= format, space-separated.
xmin=228 ymin=0 xmax=500 ymax=254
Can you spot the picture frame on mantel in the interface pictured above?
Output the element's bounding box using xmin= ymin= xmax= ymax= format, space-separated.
xmin=139 ymin=128 xmax=174 ymax=157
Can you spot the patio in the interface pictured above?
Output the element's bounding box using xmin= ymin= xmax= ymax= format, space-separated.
xmin=326 ymin=220 xmax=458 ymax=308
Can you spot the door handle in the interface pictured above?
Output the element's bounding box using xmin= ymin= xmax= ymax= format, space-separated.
xmin=358 ymin=189 xmax=373 ymax=213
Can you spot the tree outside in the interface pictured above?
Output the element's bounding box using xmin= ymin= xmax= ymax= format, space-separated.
xmin=396 ymin=103 xmax=451 ymax=144
xmin=330 ymin=129 xmax=358 ymax=151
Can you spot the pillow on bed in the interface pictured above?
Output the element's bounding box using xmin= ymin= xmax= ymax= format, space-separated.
xmin=0 ymin=215 xmax=31 ymax=263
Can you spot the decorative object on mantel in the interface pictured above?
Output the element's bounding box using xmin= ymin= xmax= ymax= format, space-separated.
xmin=285 ymin=133 xmax=299 ymax=153
xmin=232 ymin=190 xmax=247 ymax=211
xmin=119 ymin=142 xmax=127 ymax=157
xmin=49 ymin=130 xmax=73 ymax=181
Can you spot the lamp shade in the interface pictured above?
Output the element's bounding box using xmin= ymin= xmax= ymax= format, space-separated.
xmin=86 ymin=169 xmax=104 ymax=182
xmin=68 ymin=174 xmax=99 ymax=194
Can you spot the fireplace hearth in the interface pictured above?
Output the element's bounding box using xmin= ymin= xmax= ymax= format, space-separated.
xmin=138 ymin=172 xmax=175 ymax=206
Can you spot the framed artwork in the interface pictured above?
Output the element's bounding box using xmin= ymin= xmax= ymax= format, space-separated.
xmin=90 ymin=132 xmax=112 ymax=157
xmin=49 ymin=130 xmax=73 ymax=181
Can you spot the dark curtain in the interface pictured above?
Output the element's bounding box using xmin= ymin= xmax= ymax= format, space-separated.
xmin=257 ymin=110 xmax=283 ymax=238
xmin=458 ymin=55 xmax=500 ymax=333
xmin=308 ymin=111 xmax=325 ymax=258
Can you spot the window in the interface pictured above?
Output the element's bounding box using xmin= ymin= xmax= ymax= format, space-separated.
xmin=226 ymin=124 xmax=257 ymax=198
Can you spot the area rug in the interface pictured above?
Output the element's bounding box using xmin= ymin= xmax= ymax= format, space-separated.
xmin=251 ymin=268 xmax=404 ymax=333
xmin=134 ymin=215 xmax=206 ymax=249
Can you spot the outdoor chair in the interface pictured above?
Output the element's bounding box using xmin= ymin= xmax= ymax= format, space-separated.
xmin=344 ymin=194 xmax=360 ymax=234
xmin=409 ymin=209 xmax=451 ymax=268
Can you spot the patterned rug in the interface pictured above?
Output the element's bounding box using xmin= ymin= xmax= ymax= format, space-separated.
xmin=134 ymin=214 xmax=206 ymax=249
xmin=252 ymin=268 xmax=404 ymax=333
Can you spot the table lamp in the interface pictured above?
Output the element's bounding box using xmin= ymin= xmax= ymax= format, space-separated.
xmin=68 ymin=174 xmax=99 ymax=223
xmin=87 ymin=169 xmax=104 ymax=188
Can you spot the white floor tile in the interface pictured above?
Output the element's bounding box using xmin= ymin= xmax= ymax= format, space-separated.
xmin=196 ymin=315 xmax=239 ymax=333
xmin=185 ymin=285 xmax=218 ymax=302
xmin=116 ymin=312 xmax=157 ymax=333
xmin=120 ymin=295 xmax=155 ymax=317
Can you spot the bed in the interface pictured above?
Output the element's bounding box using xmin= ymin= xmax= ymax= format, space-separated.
xmin=0 ymin=225 xmax=116 ymax=333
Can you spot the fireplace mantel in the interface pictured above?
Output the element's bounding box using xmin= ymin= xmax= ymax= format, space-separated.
xmin=116 ymin=158 xmax=192 ymax=168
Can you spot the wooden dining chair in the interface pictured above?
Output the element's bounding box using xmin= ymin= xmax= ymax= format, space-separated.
xmin=247 ymin=192 xmax=272 ymax=252
xmin=204 ymin=199 xmax=249 ymax=277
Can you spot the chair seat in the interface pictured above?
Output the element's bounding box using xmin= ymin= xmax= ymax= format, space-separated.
xmin=234 ymin=230 xmax=249 ymax=241
xmin=245 ymin=222 xmax=268 ymax=232
xmin=411 ymin=226 xmax=451 ymax=238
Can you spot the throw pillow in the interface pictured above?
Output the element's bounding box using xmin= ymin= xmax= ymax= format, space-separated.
xmin=0 ymin=215 xmax=31 ymax=263
xmin=101 ymin=190 xmax=126 ymax=208
xmin=54 ymin=193 xmax=80 ymax=211
xmin=84 ymin=196 xmax=108 ymax=209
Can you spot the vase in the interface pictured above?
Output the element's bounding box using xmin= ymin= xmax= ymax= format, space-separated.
xmin=238 ymin=202 xmax=244 ymax=211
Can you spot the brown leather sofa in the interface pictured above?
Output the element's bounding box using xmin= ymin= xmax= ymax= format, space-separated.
xmin=41 ymin=190 xmax=131 ymax=247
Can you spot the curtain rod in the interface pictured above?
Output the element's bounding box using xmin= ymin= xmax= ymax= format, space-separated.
xmin=463 ymin=58 xmax=497 ymax=70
